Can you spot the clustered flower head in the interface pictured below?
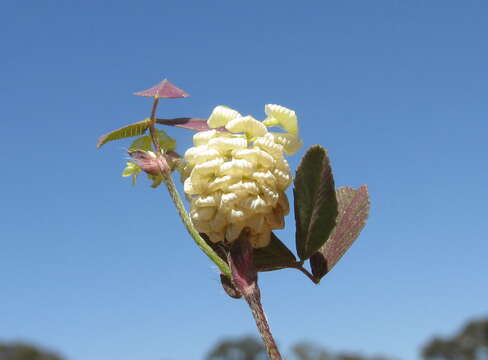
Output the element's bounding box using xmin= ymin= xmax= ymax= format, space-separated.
xmin=182 ymin=105 xmax=303 ymax=248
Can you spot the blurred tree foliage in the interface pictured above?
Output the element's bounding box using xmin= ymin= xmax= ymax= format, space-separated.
xmin=205 ymin=336 xmax=267 ymax=360
xmin=206 ymin=337 xmax=394 ymax=360
xmin=422 ymin=318 xmax=488 ymax=360
xmin=0 ymin=343 xmax=64 ymax=360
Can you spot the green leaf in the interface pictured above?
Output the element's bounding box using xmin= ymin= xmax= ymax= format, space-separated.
xmin=97 ymin=118 xmax=151 ymax=148
xmin=294 ymin=145 xmax=338 ymax=260
xmin=128 ymin=130 xmax=176 ymax=153
xmin=310 ymin=185 xmax=370 ymax=279
xmin=128 ymin=136 xmax=153 ymax=152
xmin=253 ymin=232 xmax=297 ymax=271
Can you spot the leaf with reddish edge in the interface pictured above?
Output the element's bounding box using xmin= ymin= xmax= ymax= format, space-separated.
xmin=96 ymin=118 xmax=151 ymax=148
xmin=156 ymin=118 xmax=229 ymax=132
xmin=134 ymin=79 xmax=189 ymax=98
xmin=310 ymin=185 xmax=370 ymax=279
xmin=294 ymin=145 xmax=338 ymax=261
xmin=253 ymin=232 xmax=296 ymax=272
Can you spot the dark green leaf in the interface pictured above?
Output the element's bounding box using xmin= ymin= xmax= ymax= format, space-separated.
xmin=294 ymin=145 xmax=338 ymax=260
xmin=253 ymin=232 xmax=296 ymax=271
xmin=97 ymin=118 xmax=151 ymax=148
xmin=311 ymin=185 xmax=370 ymax=279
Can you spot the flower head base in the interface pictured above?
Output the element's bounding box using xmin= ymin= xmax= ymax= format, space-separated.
xmin=183 ymin=105 xmax=302 ymax=248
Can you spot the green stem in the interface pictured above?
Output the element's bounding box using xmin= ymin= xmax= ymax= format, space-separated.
xmin=146 ymin=96 xmax=231 ymax=277
xmin=164 ymin=171 xmax=231 ymax=277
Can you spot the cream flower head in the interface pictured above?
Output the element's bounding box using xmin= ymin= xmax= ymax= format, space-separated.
xmin=183 ymin=105 xmax=302 ymax=248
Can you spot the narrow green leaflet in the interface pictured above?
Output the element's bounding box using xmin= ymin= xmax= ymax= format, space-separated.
xmin=294 ymin=145 xmax=338 ymax=260
xmin=128 ymin=130 xmax=176 ymax=152
xmin=253 ymin=232 xmax=297 ymax=272
xmin=96 ymin=118 xmax=152 ymax=148
xmin=310 ymin=185 xmax=370 ymax=279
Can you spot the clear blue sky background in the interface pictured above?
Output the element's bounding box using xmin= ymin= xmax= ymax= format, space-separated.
xmin=1 ymin=1 xmax=487 ymax=359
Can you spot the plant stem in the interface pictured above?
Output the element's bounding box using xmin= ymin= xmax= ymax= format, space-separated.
xmin=293 ymin=263 xmax=320 ymax=284
xmin=164 ymin=174 xmax=231 ymax=277
xmin=145 ymin=97 xmax=231 ymax=277
xmin=243 ymin=284 xmax=282 ymax=360
xmin=148 ymin=97 xmax=161 ymax=154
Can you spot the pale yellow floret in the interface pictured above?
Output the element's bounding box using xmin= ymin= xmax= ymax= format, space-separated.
xmin=254 ymin=133 xmax=285 ymax=160
xmin=259 ymin=185 xmax=280 ymax=205
xmin=251 ymin=170 xmax=276 ymax=186
xmin=226 ymin=223 xmax=245 ymax=242
xmin=225 ymin=115 xmax=268 ymax=137
xmin=192 ymin=157 xmax=224 ymax=176
xmin=220 ymin=192 xmax=239 ymax=208
xmin=272 ymin=168 xmax=292 ymax=190
xmin=208 ymin=137 xmax=247 ymax=153
xmin=184 ymin=146 xmax=221 ymax=165
xmin=208 ymin=175 xmax=235 ymax=192
xmin=271 ymin=132 xmax=304 ymax=155
xmin=263 ymin=104 xmax=299 ymax=136
xmin=207 ymin=106 xmax=241 ymax=128
xmin=194 ymin=193 xmax=220 ymax=207
xmin=232 ymin=148 xmax=275 ymax=168
xmin=227 ymin=180 xmax=260 ymax=195
xmin=219 ymin=159 xmax=255 ymax=176
xmin=193 ymin=130 xmax=218 ymax=146
xmin=191 ymin=206 xmax=216 ymax=221
xmin=241 ymin=195 xmax=270 ymax=213
xmin=228 ymin=208 xmax=247 ymax=223
xmin=209 ymin=212 xmax=227 ymax=232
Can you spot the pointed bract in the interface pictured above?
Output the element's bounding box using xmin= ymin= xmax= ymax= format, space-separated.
xmin=134 ymin=79 xmax=189 ymax=98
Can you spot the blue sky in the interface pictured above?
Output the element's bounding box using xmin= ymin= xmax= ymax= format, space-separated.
xmin=1 ymin=1 xmax=487 ymax=359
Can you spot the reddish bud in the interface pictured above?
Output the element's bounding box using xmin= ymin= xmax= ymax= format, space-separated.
xmin=128 ymin=150 xmax=170 ymax=176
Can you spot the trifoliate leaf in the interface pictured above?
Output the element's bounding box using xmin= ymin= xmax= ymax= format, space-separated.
xmin=310 ymin=185 xmax=370 ymax=279
xmin=97 ymin=118 xmax=151 ymax=148
xmin=294 ymin=145 xmax=338 ymax=260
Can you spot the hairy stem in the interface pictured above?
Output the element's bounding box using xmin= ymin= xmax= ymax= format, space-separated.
xmin=243 ymin=285 xmax=282 ymax=360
